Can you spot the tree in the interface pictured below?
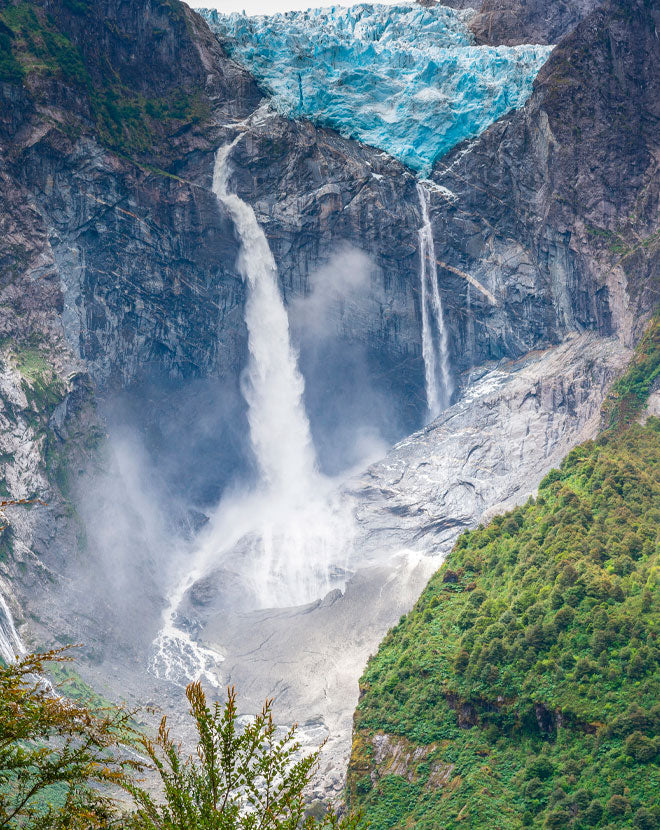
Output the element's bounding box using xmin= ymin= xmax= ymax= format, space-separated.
xmin=0 ymin=648 xmax=137 ymax=828
xmin=126 ymin=683 xmax=359 ymax=830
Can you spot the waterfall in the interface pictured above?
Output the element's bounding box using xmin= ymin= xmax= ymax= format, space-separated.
xmin=150 ymin=140 xmax=353 ymax=685
xmin=212 ymin=139 xmax=319 ymax=501
xmin=0 ymin=589 xmax=25 ymax=665
xmin=416 ymin=182 xmax=452 ymax=420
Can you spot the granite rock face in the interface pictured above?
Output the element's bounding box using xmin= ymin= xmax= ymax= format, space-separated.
xmin=427 ymin=0 xmax=659 ymax=369
xmin=470 ymin=0 xmax=603 ymax=45
xmin=410 ymin=0 xmax=604 ymax=45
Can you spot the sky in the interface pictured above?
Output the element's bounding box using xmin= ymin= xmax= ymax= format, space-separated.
xmin=187 ymin=0 xmax=402 ymax=15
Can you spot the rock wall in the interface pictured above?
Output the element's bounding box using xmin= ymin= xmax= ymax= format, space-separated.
xmin=470 ymin=0 xmax=603 ymax=45
xmin=4 ymin=0 xmax=656 ymax=404
xmin=427 ymin=0 xmax=659 ymax=368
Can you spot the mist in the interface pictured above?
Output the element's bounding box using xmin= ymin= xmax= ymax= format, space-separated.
xmin=57 ymin=240 xmax=422 ymax=682
xmin=291 ymin=246 xmax=418 ymax=476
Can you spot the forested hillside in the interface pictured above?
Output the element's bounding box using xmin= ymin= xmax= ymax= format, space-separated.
xmin=348 ymin=318 xmax=660 ymax=829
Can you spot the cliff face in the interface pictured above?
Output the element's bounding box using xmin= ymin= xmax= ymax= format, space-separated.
xmin=0 ymin=0 xmax=426 ymax=663
xmin=3 ymin=0 xmax=656 ymax=406
xmin=428 ymin=0 xmax=659 ymax=366
xmin=430 ymin=0 xmax=604 ymax=45
xmin=0 ymin=0 xmax=260 ymax=387
xmin=470 ymin=0 xmax=603 ymax=45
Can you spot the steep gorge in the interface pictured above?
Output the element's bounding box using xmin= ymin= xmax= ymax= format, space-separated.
xmin=0 ymin=0 xmax=657 ymax=813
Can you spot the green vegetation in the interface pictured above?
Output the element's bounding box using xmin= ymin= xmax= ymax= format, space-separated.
xmin=127 ymin=683 xmax=360 ymax=830
xmin=0 ymin=19 xmax=23 ymax=82
xmin=46 ymin=662 xmax=113 ymax=710
xmin=0 ymin=4 xmax=87 ymax=84
xmin=11 ymin=345 xmax=66 ymax=424
xmin=0 ymin=2 xmax=209 ymax=155
xmin=349 ymin=419 xmax=660 ymax=828
xmin=1 ymin=650 xmax=360 ymax=828
xmin=0 ymin=648 xmax=135 ymax=828
xmin=348 ymin=323 xmax=660 ymax=829
xmin=602 ymin=313 xmax=660 ymax=430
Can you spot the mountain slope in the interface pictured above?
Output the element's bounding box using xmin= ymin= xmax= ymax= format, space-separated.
xmin=470 ymin=0 xmax=603 ymax=45
xmin=347 ymin=318 xmax=660 ymax=829
xmin=429 ymin=0 xmax=659 ymax=362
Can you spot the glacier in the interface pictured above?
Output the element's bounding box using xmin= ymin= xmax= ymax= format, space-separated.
xmin=200 ymin=3 xmax=553 ymax=175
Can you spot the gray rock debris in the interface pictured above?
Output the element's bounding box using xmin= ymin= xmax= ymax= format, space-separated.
xmin=198 ymin=332 xmax=630 ymax=801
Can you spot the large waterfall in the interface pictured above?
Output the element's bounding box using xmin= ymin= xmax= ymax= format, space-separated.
xmin=213 ymin=140 xmax=318 ymax=499
xmin=151 ymin=140 xmax=354 ymax=685
xmin=417 ymin=182 xmax=452 ymax=420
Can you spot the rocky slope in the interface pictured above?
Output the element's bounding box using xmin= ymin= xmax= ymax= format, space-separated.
xmin=470 ymin=0 xmax=603 ymax=45
xmin=432 ymin=0 xmax=604 ymax=45
xmin=188 ymin=332 xmax=631 ymax=801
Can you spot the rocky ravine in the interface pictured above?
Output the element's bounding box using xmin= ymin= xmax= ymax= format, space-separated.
xmin=192 ymin=333 xmax=631 ymax=800
xmin=0 ymin=0 xmax=655 ymax=804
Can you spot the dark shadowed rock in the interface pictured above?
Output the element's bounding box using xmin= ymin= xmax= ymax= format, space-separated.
xmin=470 ymin=0 xmax=604 ymax=45
xmin=430 ymin=0 xmax=659 ymax=364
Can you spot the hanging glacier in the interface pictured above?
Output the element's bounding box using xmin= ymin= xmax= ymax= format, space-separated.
xmin=200 ymin=3 xmax=553 ymax=175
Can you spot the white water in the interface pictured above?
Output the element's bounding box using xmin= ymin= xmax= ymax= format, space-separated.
xmin=150 ymin=140 xmax=354 ymax=685
xmin=214 ymin=139 xmax=319 ymax=499
xmin=416 ymin=182 xmax=452 ymax=420
xmin=150 ymin=562 xmax=223 ymax=688
xmin=0 ymin=588 xmax=26 ymax=665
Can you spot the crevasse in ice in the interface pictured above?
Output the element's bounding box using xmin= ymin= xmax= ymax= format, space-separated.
xmin=200 ymin=3 xmax=553 ymax=175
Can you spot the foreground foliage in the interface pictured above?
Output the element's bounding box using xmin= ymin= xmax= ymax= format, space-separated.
xmin=0 ymin=649 xmax=134 ymax=828
xmin=348 ymin=327 xmax=660 ymax=829
xmin=0 ymin=650 xmax=358 ymax=828
xmin=127 ymin=682 xmax=359 ymax=830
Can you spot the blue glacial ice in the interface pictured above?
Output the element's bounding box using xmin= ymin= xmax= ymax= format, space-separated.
xmin=200 ymin=3 xmax=553 ymax=175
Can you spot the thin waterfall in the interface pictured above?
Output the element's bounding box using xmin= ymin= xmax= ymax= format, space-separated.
xmin=0 ymin=585 xmax=57 ymax=696
xmin=150 ymin=140 xmax=354 ymax=685
xmin=416 ymin=182 xmax=452 ymax=420
xmin=0 ymin=589 xmax=25 ymax=665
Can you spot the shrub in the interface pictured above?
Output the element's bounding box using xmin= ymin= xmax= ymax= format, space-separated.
xmin=127 ymin=683 xmax=359 ymax=830
xmin=0 ymin=649 xmax=136 ymax=827
xmin=584 ymin=799 xmax=604 ymax=825
xmin=634 ymin=807 xmax=659 ymax=830
xmin=607 ymin=794 xmax=631 ymax=816
xmin=355 ymin=775 xmax=372 ymax=796
xmin=544 ymin=809 xmax=571 ymax=829
xmin=526 ymin=758 xmax=554 ymax=781
xmin=554 ymin=606 xmax=574 ymax=629
xmin=625 ymin=731 xmax=657 ymax=763
xmin=524 ymin=777 xmax=546 ymax=802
